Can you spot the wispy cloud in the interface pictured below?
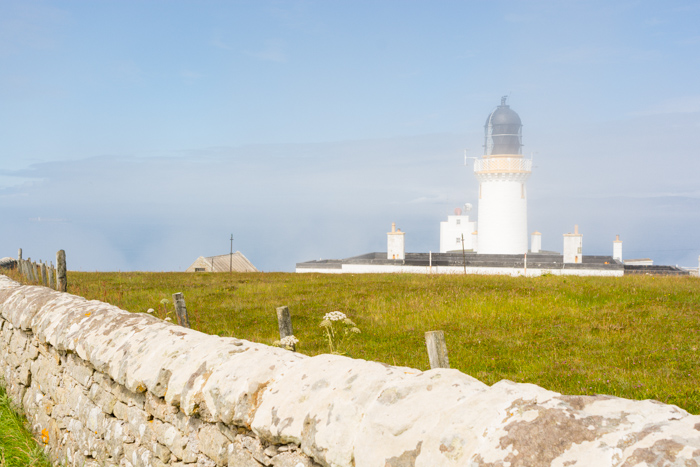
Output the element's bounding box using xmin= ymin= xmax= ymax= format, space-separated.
xmin=180 ymin=69 xmax=204 ymax=84
xmin=210 ymin=34 xmax=233 ymax=51
xmin=631 ymin=95 xmax=700 ymax=116
xmin=112 ymin=60 xmax=144 ymax=84
xmin=548 ymin=46 xmax=657 ymax=65
xmin=0 ymin=3 xmax=67 ymax=56
xmin=504 ymin=13 xmax=539 ymax=23
xmin=245 ymin=40 xmax=288 ymax=63
xmin=29 ymin=217 xmax=68 ymax=223
xmin=677 ymin=35 xmax=700 ymax=45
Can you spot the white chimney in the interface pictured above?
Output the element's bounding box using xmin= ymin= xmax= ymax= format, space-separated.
xmin=471 ymin=230 xmax=478 ymax=253
xmin=387 ymin=222 xmax=405 ymax=260
xmin=563 ymin=225 xmax=583 ymax=264
xmin=531 ymin=231 xmax=542 ymax=253
xmin=613 ymin=235 xmax=623 ymax=262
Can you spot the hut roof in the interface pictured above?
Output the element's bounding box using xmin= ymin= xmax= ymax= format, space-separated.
xmin=186 ymin=252 xmax=259 ymax=273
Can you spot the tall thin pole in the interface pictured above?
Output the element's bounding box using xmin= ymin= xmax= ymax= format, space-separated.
xmin=461 ymin=234 xmax=467 ymax=275
xmin=230 ymin=234 xmax=233 ymax=273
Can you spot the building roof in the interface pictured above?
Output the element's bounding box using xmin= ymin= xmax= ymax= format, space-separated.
xmin=186 ymin=252 xmax=259 ymax=273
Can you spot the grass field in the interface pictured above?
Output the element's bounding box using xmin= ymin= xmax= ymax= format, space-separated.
xmin=3 ymin=269 xmax=700 ymax=415
xmin=0 ymin=382 xmax=51 ymax=467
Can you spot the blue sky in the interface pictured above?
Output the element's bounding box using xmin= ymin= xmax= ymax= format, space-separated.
xmin=2 ymin=1 xmax=699 ymax=271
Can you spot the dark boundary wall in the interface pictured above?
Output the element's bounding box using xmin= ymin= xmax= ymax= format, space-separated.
xmin=2 ymin=275 xmax=700 ymax=467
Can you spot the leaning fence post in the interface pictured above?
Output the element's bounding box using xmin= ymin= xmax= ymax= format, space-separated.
xmin=40 ymin=262 xmax=48 ymax=286
xmin=425 ymin=330 xmax=450 ymax=369
xmin=56 ymin=250 xmax=67 ymax=292
xmin=172 ymin=292 xmax=191 ymax=328
xmin=26 ymin=258 xmax=35 ymax=282
xmin=276 ymin=306 xmax=295 ymax=351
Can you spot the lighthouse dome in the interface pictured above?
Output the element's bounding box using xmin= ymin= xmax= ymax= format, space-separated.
xmin=484 ymin=96 xmax=522 ymax=155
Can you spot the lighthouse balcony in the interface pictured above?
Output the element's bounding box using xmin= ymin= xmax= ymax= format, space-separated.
xmin=474 ymin=157 xmax=532 ymax=174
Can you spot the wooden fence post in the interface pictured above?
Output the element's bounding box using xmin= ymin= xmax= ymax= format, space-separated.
xmin=18 ymin=248 xmax=22 ymax=261
xmin=40 ymin=263 xmax=48 ymax=286
xmin=172 ymin=292 xmax=191 ymax=328
xmin=26 ymin=258 xmax=35 ymax=282
xmin=425 ymin=330 xmax=450 ymax=369
xmin=48 ymin=263 xmax=55 ymax=289
xmin=56 ymin=250 xmax=67 ymax=292
xmin=276 ymin=306 xmax=295 ymax=351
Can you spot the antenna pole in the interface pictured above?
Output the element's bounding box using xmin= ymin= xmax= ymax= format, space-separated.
xmin=230 ymin=234 xmax=234 ymax=272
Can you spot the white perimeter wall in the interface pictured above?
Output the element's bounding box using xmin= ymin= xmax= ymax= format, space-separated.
xmin=297 ymin=264 xmax=623 ymax=277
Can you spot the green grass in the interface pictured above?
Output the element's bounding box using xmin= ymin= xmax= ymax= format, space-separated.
xmin=4 ymin=269 xmax=700 ymax=414
xmin=0 ymin=382 xmax=51 ymax=467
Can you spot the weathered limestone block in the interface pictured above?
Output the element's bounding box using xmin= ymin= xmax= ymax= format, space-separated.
xmin=9 ymin=328 xmax=28 ymax=354
xmin=149 ymin=441 xmax=172 ymax=464
xmin=199 ymin=345 xmax=305 ymax=427
xmin=270 ymin=451 xmax=320 ymax=467
xmin=114 ymin=400 xmax=129 ymax=420
xmin=17 ymin=362 xmax=31 ymax=386
xmin=146 ymin=391 xmax=178 ymax=422
xmin=23 ymin=339 xmax=39 ymax=360
xmin=227 ymin=438 xmax=266 ymax=467
xmin=152 ymin=419 xmax=187 ymax=459
xmin=197 ymin=425 xmax=231 ymax=466
xmin=89 ymin=382 xmax=118 ymax=414
xmin=0 ymin=285 xmax=62 ymax=330
xmin=66 ymin=352 xmax=95 ymax=387
xmin=114 ymin=383 xmax=147 ymax=409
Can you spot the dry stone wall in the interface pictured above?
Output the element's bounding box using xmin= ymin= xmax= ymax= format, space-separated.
xmin=2 ymin=274 xmax=700 ymax=466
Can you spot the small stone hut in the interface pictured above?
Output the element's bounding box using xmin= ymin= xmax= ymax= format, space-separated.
xmin=186 ymin=252 xmax=258 ymax=272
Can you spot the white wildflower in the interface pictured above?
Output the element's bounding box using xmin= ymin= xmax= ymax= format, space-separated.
xmin=280 ymin=335 xmax=299 ymax=346
xmin=350 ymin=327 xmax=361 ymax=334
xmin=160 ymin=298 xmax=169 ymax=305
xmin=146 ymin=308 xmax=155 ymax=314
xmin=323 ymin=311 xmax=347 ymax=321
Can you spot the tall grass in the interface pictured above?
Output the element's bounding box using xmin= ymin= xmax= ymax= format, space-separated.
xmin=0 ymin=382 xmax=51 ymax=467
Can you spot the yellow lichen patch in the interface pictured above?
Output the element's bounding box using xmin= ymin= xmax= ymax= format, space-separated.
xmin=85 ymin=312 xmax=91 ymax=317
xmin=40 ymin=428 xmax=49 ymax=444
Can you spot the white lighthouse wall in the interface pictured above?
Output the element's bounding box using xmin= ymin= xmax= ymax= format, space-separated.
xmin=477 ymin=179 xmax=528 ymax=254
xmin=439 ymin=215 xmax=476 ymax=253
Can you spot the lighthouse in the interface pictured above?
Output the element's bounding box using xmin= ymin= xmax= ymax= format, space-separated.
xmin=474 ymin=97 xmax=532 ymax=254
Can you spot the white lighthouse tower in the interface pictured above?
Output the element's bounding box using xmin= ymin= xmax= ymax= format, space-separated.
xmin=475 ymin=97 xmax=532 ymax=254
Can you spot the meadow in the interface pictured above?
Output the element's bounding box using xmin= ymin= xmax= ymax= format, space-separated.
xmin=3 ymin=269 xmax=700 ymax=416
xmin=0 ymin=382 xmax=51 ymax=467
